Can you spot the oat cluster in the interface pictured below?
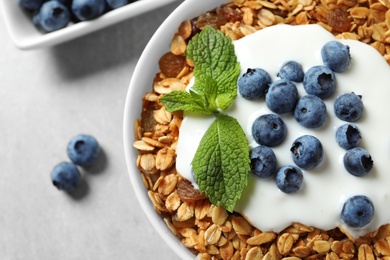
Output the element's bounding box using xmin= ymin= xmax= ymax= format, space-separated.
xmin=133 ymin=0 xmax=390 ymax=259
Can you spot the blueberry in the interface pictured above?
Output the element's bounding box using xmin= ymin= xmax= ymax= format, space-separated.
xmin=32 ymin=13 xmax=44 ymax=32
xmin=343 ymin=147 xmax=373 ymax=177
xmin=341 ymin=195 xmax=374 ymax=228
xmin=277 ymin=61 xmax=304 ymax=82
xmin=51 ymin=162 xmax=81 ymax=191
xmin=294 ymin=95 xmax=327 ymax=128
xmin=303 ymin=65 xmax=336 ymax=99
xmin=67 ymin=134 xmax=100 ymax=166
xmin=336 ymin=123 xmax=362 ymax=150
xmin=72 ymin=0 xmax=106 ymax=21
xmin=334 ymin=92 xmax=364 ymax=122
xmin=106 ymin=0 xmax=129 ymax=9
xmin=238 ymin=68 xmax=271 ymax=100
xmin=265 ymin=79 xmax=298 ymax=114
xmin=252 ymin=114 xmax=287 ymax=147
xmin=250 ymin=145 xmax=277 ymax=178
xmin=321 ymin=41 xmax=351 ymax=73
xmin=290 ymin=135 xmax=323 ymax=170
xmin=18 ymin=0 xmax=46 ymax=13
xmin=35 ymin=1 xmax=71 ymax=33
xmin=57 ymin=0 xmax=72 ymax=6
xmin=275 ymin=165 xmax=303 ymax=194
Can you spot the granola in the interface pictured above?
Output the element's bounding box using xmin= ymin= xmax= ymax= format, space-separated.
xmin=133 ymin=0 xmax=390 ymax=259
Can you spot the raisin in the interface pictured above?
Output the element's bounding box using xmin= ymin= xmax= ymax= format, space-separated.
xmin=327 ymin=227 xmax=348 ymax=240
xmin=191 ymin=5 xmax=241 ymax=34
xmin=326 ymin=8 xmax=352 ymax=33
xmin=194 ymin=12 xmax=227 ymax=30
xmin=140 ymin=100 xmax=157 ymax=132
xmin=273 ymin=9 xmax=288 ymax=18
xmin=158 ymin=52 xmax=187 ymax=78
xmin=190 ymin=17 xmax=201 ymax=38
xmin=177 ymin=179 xmax=206 ymax=202
xmin=216 ymin=6 xmax=242 ymax=23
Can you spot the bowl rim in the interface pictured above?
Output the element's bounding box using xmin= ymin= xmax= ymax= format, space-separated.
xmin=0 ymin=0 xmax=178 ymax=50
xmin=123 ymin=0 xmax=230 ymax=259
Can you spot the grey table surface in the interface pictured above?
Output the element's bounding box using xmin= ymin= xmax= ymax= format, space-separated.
xmin=0 ymin=1 xmax=184 ymax=259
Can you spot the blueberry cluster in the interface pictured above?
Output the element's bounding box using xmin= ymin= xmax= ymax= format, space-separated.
xmin=51 ymin=134 xmax=100 ymax=191
xmin=240 ymin=41 xmax=375 ymax=227
xmin=18 ymin=0 xmax=136 ymax=33
xmin=336 ymin=121 xmax=373 ymax=177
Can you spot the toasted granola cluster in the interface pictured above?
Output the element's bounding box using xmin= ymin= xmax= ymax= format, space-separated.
xmin=133 ymin=1 xmax=390 ymax=259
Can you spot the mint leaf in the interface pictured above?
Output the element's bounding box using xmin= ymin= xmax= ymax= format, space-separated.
xmin=195 ymin=74 xmax=218 ymax=112
xmin=192 ymin=114 xmax=250 ymax=212
xmin=187 ymin=26 xmax=240 ymax=111
xmin=215 ymin=64 xmax=241 ymax=110
xmin=160 ymin=90 xmax=210 ymax=114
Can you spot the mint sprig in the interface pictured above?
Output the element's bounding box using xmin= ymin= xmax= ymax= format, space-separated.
xmin=160 ymin=26 xmax=250 ymax=212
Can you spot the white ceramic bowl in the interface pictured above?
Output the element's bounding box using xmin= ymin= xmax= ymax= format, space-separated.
xmin=0 ymin=0 xmax=178 ymax=50
xmin=123 ymin=0 xmax=230 ymax=258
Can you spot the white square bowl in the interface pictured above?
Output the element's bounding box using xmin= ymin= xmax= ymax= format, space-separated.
xmin=0 ymin=0 xmax=178 ymax=50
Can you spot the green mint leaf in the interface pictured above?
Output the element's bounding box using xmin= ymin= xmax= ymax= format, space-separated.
xmin=188 ymin=89 xmax=207 ymax=109
xmin=187 ymin=26 xmax=240 ymax=111
xmin=194 ymin=74 xmax=218 ymax=112
xmin=192 ymin=114 xmax=250 ymax=212
xmin=215 ymin=64 xmax=241 ymax=110
xmin=160 ymin=91 xmax=210 ymax=114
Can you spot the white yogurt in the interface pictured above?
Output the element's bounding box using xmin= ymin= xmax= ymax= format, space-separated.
xmin=175 ymin=24 xmax=390 ymax=238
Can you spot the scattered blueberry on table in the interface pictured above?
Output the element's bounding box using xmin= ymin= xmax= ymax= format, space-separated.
xmin=67 ymin=134 xmax=100 ymax=166
xmin=51 ymin=162 xmax=81 ymax=191
xmin=51 ymin=134 xmax=100 ymax=192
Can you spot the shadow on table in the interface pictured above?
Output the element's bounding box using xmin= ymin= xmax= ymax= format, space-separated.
xmin=67 ymin=178 xmax=89 ymax=200
xmin=84 ymin=147 xmax=108 ymax=175
xmin=66 ymin=148 xmax=107 ymax=200
xmin=48 ymin=1 xmax=181 ymax=80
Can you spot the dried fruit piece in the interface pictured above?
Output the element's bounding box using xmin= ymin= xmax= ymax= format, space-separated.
xmin=326 ymin=8 xmax=352 ymax=33
xmin=217 ymin=6 xmax=243 ymax=23
xmin=194 ymin=12 xmax=227 ymax=30
xmin=177 ymin=179 xmax=206 ymax=202
xmin=159 ymin=52 xmax=187 ymax=78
